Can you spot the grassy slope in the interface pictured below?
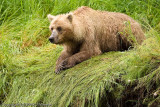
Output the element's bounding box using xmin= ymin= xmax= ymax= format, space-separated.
xmin=0 ymin=0 xmax=160 ymax=106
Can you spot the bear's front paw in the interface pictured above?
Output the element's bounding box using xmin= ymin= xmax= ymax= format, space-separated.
xmin=62 ymin=58 xmax=76 ymax=69
xmin=55 ymin=62 xmax=66 ymax=74
xmin=55 ymin=58 xmax=75 ymax=74
xmin=55 ymin=59 xmax=68 ymax=74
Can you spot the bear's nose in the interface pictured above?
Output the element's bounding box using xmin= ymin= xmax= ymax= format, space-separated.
xmin=49 ymin=37 xmax=54 ymax=43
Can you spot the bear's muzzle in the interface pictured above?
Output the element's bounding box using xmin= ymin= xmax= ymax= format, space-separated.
xmin=49 ymin=30 xmax=58 ymax=44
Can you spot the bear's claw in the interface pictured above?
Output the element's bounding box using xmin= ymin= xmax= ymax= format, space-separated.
xmin=55 ymin=60 xmax=67 ymax=74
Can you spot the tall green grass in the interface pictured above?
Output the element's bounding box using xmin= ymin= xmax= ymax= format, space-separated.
xmin=0 ymin=0 xmax=160 ymax=106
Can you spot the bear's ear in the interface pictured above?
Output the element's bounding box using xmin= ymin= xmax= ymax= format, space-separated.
xmin=67 ymin=14 xmax=73 ymax=22
xmin=47 ymin=14 xmax=55 ymax=22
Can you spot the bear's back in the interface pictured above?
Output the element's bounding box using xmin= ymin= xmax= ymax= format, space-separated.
xmin=72 ymin=6 xmax=145 ymax=52
xmin=73 ymin=6 xmax=92 ymax=15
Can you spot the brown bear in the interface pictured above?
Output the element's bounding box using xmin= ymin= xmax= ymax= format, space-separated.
xmin=47 ymin=6 xmax=145 ymax=73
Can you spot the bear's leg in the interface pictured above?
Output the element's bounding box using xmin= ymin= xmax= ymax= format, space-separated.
xmin=55 ymin=50 xmax=72 ymax=73
xmin=61 ymin=51 xmax=91 ymax=69
xmin=59 ymin=47 xmax=102 ymax=71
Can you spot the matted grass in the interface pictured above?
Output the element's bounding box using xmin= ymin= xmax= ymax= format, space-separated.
xmin=0 ymin=0 xmax=160 ymax=106
xmin=1 ymin=37 xmax=160 ymax=106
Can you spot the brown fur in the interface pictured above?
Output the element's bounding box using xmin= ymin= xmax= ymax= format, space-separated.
xmin=48 ymin=6 xmax=145 ymax=73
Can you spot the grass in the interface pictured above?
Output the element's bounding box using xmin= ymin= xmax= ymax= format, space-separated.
xmin=0 ymin=0 xmax=160 ymax=106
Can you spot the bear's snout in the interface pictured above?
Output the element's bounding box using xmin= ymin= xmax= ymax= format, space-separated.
xmin=49 ymin=30 xmax=59 ymax=44
xmin=49 ymin=36 xmax=54 ymax=43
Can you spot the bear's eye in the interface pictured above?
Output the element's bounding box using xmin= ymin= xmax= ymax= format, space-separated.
xmin=57 ymin=26 xmax=62 ymax=32
xmin=51 ymin=27 xmax=53 ymax=31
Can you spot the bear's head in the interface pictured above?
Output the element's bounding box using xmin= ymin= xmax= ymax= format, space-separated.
xmin=47 ymin=14 xmax=73 ymax=44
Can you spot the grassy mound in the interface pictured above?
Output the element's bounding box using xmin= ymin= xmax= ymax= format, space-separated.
xmin=0 ymin=0 xmax=160 ymax=106
xmin=1 ymin=37 xmax=160 ymax=106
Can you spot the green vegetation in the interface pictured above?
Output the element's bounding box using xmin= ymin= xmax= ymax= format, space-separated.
xmin=0 ymin=0 xmax=160 ymax=106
